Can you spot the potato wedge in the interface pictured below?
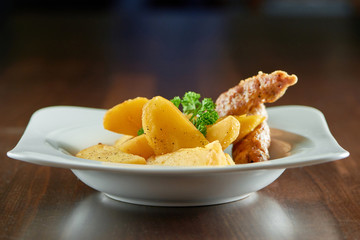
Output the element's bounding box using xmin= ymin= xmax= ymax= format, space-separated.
xmin=233 ymin=115 xmax=266 ymax=142
xmin=142 ymin=96 xmax=208 ymax=155
xmin=147 ymin=141 xmax=235 ymax=166
xmin=115 ymin=134 xmax=154 ymax=159
xmin=76 ymin=143 xmax=146 ymax=164
xmin=103 ymin=97 xmax=148 ymax=136
xmin=206 ymin=116 xmax=240 ymax=150
xmin=225 ymin=153 xmax=235 ymax=165
xmin=114 ymin=135 xmax=133 ymax=147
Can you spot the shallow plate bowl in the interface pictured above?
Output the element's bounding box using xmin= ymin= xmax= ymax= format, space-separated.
xmin=7 ymin=105 xmax=349 ymax=206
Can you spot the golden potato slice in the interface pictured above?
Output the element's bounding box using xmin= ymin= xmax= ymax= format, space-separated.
xmin=114 ymin=135 xmax=133 ymax=147
xmin=147 ymin=141 xmax=235 ymax=166
xmin=225 ymin=153 xmax=235 ymax=165
xmin=103 ymin=97 xmax=148 ymax=136
xmin=233 ymin=115 xmax=266 ymax=142
xmin=115 ymin=134 xmax=154 ymax=159
xmin=76 ymin=143 xmax=146 ymax=164
xmin=142 ymin=96 xmax=208 ymax=155
xmin=206 ymin=116 xmax=240 ymax=150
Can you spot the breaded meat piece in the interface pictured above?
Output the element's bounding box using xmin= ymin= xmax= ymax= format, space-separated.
xmin=216 ymin=70 xmax=297 ymax=117
xmin=232 ymin=103 xmax=271 ymax=164
xmin=232 ymin=122 xmax=270 ymax=164
xmin=216 ymin=71 xmax=297 ymax=163
xmin=247 ymin=102 xmax=268 ymax=119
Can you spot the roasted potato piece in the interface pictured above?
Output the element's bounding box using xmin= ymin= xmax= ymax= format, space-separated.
xmin=225 ymin=153 xmax=234 ymax=165
xmin=206 ymin=116 xmax=240 ymax=150
xmin=115 ymin=134 xmax=154 ymax=159
xmin=103 ymin=97 xmax=148 ymax=136
xmin=114 ymin=135 xmax=133 ymax=147
xmin=142 ymin=96 xmax=209 ymax=155
xmin=147 ymin=141 xmax=235 ymax=166
xmin=233 ymin=115 xmax=266 ymax=142
xmin=76 ymin=143 xmax=146 ymax=164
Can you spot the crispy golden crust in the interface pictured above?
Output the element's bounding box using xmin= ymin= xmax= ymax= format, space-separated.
xmin=232 ymin=120 xmax=270 ymax=164
xmin=215 ymin=70 xmax=297 ymax=117
xmin=216 ymin=70 xmax=297 ymax=164
xmin=232 ymin=103 xmax=270 ymax=163
xmin=248 ymin=103 xmax=268 ymax=119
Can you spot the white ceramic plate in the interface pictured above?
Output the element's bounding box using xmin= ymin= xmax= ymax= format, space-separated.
xmin=7 ymin=105 xmax=349 ymax=206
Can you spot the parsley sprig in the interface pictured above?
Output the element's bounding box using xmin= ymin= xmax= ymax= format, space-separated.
xmin=170 ymin=91 xmax=218 ymax=136
xmin=137 ymin=128 xmax=144 ymax=135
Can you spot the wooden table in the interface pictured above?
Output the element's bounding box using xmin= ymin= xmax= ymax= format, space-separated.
xmin=1 ymin=10 xmax=359 ymax=240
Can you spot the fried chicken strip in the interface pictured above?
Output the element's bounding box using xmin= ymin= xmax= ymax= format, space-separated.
xmin=232 ymin=104 xmax=270 ymax=164
xmin=216 ymin=71 xmax=297 ymax=163
xmin=216 ymin=70 xmax=297 ymax=117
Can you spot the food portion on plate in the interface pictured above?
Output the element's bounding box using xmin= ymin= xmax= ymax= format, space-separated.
xmin=76 ymin=70 xmax=297 ymax=166
xmin=216 ymin=70 xmax=298 ymax=163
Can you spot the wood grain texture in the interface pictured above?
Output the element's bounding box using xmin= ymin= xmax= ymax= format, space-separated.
xmin=1 ymin=11 xmax=359 ymax=240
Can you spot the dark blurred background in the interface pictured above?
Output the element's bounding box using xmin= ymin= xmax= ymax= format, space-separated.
xmin=0 ymin=0 xmax=359 ymax=107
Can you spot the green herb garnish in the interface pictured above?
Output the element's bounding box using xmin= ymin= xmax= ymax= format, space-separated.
xmin=170 ymin=96 xmax=181 ymax=108
xmin=170 ymin=91 xmax=218 ymax=136
xmin=137 ymin=127 xmax=144 ymax=135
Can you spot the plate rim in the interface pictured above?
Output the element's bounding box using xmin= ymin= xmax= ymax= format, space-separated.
xmin=7 ymin=105 xmax=350 ymax=174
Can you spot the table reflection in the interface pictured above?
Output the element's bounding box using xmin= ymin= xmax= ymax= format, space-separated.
xmin=15 ymin=181 xmax=343 ymax=239
xmin=58 ymin=192 xmax=298 ymax=239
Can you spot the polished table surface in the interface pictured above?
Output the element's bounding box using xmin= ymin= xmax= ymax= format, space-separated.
xmin=1 ymin=9 xmax=360 ymax=240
